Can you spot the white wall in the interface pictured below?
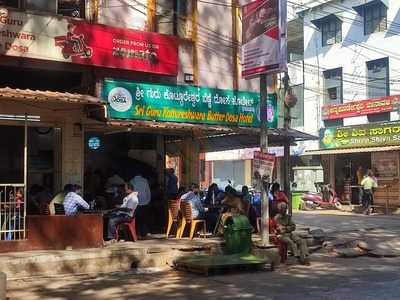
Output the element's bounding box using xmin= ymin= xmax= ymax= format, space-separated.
xmin=302 ymin=0 xmax=400 ymax=141
xmin=98 ymin=0 xmax=148 ymax=31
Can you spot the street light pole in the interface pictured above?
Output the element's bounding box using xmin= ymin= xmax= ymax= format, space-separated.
xmin=259 ymin=73 xmax=270 ymax=245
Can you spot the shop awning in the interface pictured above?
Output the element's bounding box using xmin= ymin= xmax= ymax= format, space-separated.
xmin=0 ymin=87 xmax=105 ymax=106
xmin=304 ymin=145 xmax=400 ymax=156
xmin=310 ymin=13 xmax=343 ymax=29
xmin=353 ymin=0 xmax=388 ymax=15
xmin=166 ymin=128 xmax=318 ymax=153
xmin=106 ymin=120 xmax=234 ymax=135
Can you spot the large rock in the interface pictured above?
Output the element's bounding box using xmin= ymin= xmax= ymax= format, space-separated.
xmin=334 ymin=248 xmax=367 ymax=258
xmin=323 ymin=239 xmax=349 ymax=249
xmin=310 ymin=229 xmax=326 ymax=240
xmin=368 ymin=249 xmax=400 ymax=258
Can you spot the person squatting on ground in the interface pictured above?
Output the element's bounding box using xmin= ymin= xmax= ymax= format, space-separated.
xmin=274 ymin=202 xmax=310 ymax=265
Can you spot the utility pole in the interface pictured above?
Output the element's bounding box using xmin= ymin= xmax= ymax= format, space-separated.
xmin=282 ymin=73 xmax=292 ymax=215
xmin=259 ymin=74 xmax=270 ymax=245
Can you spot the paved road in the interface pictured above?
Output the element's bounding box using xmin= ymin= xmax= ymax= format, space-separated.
xmin=293 ymin=210 xmax=400 ymax=233
xmin=7 ymin=211 xmax=400 ymax=300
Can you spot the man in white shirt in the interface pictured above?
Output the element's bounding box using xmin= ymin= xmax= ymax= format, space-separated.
xmin=63 ymin=185 xmax=90 ymax=216
xmin=107 ymin=183 xmax=139 ymax=241
xmin=130 ymin=175 xmax=151 ymax=237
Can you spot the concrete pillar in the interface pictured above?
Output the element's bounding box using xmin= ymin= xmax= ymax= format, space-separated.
xmin=329 ymin=155 xmax=335 ymax=189
xmin=156 ymin=135 xmax=165 ymax=188
xmin=244 ymin=159 xmax=252 ymax=187
xmin=181 ymin=137 xmax=200 ymax=187
xmin=0 ymin=272 xmax=6 ymax=300
xmin=62 ymin=120 xmax=84 ymax=186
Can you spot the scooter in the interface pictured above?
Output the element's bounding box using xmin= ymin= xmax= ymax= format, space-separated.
xmin=301 ymin=183 xmax=342 ymax=210
xmin=54 ymin=34 xmax=92 ymax=59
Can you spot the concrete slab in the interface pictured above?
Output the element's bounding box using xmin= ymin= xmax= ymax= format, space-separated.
xmin=0 ymin=236 xmax=281 ymax=279
xmin=0 ymin=237 xmax=223 ymax=279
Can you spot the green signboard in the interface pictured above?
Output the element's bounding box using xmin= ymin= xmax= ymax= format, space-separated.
xmin=101 ymin=80 xmax=278 ymax=128
xmin=320 ymin=122 xmax=400 ymax=149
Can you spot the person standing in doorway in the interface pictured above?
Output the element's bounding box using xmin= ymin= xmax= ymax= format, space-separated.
xmin=165 ymin=168 xmax=178 ymax=200
xmin=361 ymin=170 xmax=378 ymax=215
xmin=130 ymin=174 xmax=151 ymax=238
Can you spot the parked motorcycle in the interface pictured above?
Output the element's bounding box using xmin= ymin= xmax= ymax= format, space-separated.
xmin=301 ymin=183 xmax=342 ymax=210
xmin=54 ymin=34 xmax=92 ymax=59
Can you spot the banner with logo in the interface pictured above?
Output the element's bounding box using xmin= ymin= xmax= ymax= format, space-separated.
xmin=320 ymin=122 xmax=400 ymax=149
xmin=102 ymin=80 xmax=278 ymax=128
xmin=322 ymin=95 xmax=400 ymax=120
xmin=0 ymin=9 xmax=178 ymax=75
xmin=241 ymin=0 xmax=287 ymax=78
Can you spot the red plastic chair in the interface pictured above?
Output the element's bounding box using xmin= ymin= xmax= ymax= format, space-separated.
xmin=116 ymin=218 xmax=138 ymax=242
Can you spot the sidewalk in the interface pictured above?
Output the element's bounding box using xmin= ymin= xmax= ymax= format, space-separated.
xmin=1 ymin=235 xmax=280 ymax=279
xmin=0 ymin=236 xmax=222 ymax=279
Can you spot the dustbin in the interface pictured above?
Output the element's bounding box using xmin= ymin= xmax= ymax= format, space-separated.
xmin=291 ymin=191 xmax=304 ymax=211
xmin=223 ymin=215 xmax=253 ymax=255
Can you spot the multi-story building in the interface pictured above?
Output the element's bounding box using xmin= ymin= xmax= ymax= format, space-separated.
xmin=295 ymin=0 xmax=400 ymax=207
xmin=0 ymin=0 xmax=270 ymax=251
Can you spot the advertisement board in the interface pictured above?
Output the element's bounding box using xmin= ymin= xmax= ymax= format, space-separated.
xmin=320 ymin=122 xmax=400 ymax=149
xmin=102 ymin=80 xmax=278 ymax=128
xmin=0 ymin=9 xmax=178 ymax=75
xmin=322 ymin=95 xmax=400 ymax=120
xmin=241 ymin=0 xmax=287 ymax=78
xmin=253 ymin=151 xmax=276 ymax=181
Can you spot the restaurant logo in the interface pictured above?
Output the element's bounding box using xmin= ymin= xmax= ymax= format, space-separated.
xmin=108 ymin=87 xmax=132 ymax=112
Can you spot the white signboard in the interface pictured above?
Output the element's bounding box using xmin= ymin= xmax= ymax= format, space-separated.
xmin=241 ymin=0 xmax=287 ymax=78
xmin=253 ymin=151 xmax=276 ymax=181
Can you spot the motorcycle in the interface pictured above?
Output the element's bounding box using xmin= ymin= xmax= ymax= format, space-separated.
xmin=301 ymin=183 xmax=342 ymax=210
xmin=54 ymin=34 xmax=92 ymax=59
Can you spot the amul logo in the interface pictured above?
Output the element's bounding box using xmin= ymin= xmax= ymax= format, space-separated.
xmin=108 ymin=87 xmax=132 ymax=112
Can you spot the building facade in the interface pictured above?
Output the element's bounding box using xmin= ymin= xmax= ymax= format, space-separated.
xmin=294 ymin=0 xmax=400 ymax=207
xmin=0 ymin=0 xmax=265 ymax=250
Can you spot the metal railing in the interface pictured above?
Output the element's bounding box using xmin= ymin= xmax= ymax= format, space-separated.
xmin=0 ymin=184 xmax=26 ymax=241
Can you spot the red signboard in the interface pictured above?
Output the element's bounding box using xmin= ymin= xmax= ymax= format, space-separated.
xmin=322 ymin=95 xmax=400 ymax=120
xmin=0 ymin=10 xmax=178 ymax=76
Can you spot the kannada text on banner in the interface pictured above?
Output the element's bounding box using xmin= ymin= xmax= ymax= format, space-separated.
xmin=102 ymin=80 xmax=278 ymax=128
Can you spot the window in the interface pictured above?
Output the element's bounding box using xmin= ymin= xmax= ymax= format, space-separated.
xmin=0 ymin=0 xmax=19 ymax=8
xmin=290 ymin=84 xmax=304 ymax=128
xmin=0 ymin=0 xmax=85 ymax=18
xmin=25 ymin=0 xmax=56 ymax=13
xmin=321 ymin=17 xmax=342 ymax=46
xmin=364 ymin=2 xmax=387 ymax=35
xmin=58 ymin=0 xmax=85 ymax=18
xmin=367 ymin=57 xmax=389 ymax=99
xmin=323 ymin=68 xmax=343 ymax=105
xmin=367 ymin=112 xmax=390 ymax=123
xmin=324 ymin=119 xmax=343 ymax=128
xmin=156 ymin=0 xmax=188 ymax=37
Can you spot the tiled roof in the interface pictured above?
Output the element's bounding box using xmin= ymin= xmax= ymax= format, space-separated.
xmin=0 ymin=87 xmax=104 ymax=105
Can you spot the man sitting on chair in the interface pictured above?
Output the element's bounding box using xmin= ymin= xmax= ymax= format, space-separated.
xmin=180 ymin=183 xmax=207 ymax=219
xmin=106 ymin=183 xmax=138 ymax=241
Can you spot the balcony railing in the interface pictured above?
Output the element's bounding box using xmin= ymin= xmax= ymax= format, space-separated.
xmin=0 ymin=184 xmax=25 ymax=241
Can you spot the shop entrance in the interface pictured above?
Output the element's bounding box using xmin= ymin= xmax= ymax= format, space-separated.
xmin=84 ymin=131 xmax=165 ymax=234
xmin=0 ymin=123 xmax=62 ymax=240
xmin=334 ymin=153 xmax=371 ymax=203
